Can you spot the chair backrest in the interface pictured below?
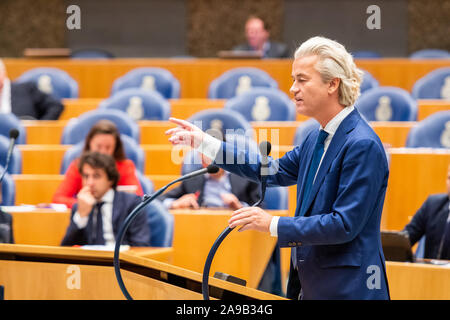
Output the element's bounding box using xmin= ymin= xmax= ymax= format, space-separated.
xmin=111 ymin=67 xmax=180 ymax=99
xmin=208 ymin=67 xmax=278 ymax=99
xmin=0 ymin=165 xmax=15 ymax=206
xmin=406 ymin=110 xmax=450 ymax=148
xmin=411 ymin=67 xmax=450 ymax=100
xmin=0 ymin=135 xmax=22 ymax=174
xmin=414 ymin=236 xmax=426 ymax=260
xmin=17 ymin=67 xmax=78 ymax=99
xmin=293 ymin=118 xmax=320 ymax=146
xmin=60 ymin=134 xmax=145 ymax=174
xmin=355 ymin=86 xmax=417 ymax=121
xmin=61 ymin=109 xmax=140 ymax=145
xmin=71 ymin=48 xmax=114 ymax=59
xmin=262 ymin=186 xmax=289 ymax=210
xmin=135 ymin=170 xmax=154 ymax=195
xmin=146 ymin=198 xmax=174 ymax=247
xmin=352 ymin=51 xmax=381 ymax=59
xmin=99 ymin=88 xmax=171 ymax=121
xmin=360 ymin=70 xmax=379 ymax=93
xmin=224 ymin=87 xmax=296 ymax=121
xmin=410 ymin=49 xmax=450 ymax=59
xmin=0 ymin=114 xmax=26 ymax=144
xmin=187 ymin=109 xmax=254 ymax=139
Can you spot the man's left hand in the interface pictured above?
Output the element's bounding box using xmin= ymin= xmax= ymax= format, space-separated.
xmin=228 ymin=206 xmax=272 ymax=232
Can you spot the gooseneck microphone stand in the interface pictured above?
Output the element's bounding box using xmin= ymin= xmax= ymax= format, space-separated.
xmin=201 ymin=141 xmax=271 ymax=300
xmin=113 ymin=165 xmax=219 ymax=300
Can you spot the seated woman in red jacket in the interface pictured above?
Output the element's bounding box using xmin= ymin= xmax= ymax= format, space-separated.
xmin=52 ymin=120 xmax=143 ymax=208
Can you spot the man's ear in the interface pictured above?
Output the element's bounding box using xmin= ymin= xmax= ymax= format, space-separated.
xmin=328 ymin=78 xmax=340 ymax=95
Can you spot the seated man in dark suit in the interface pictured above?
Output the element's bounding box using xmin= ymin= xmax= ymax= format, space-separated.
xmin=0 ymin=59 xmax=64 ymax=120
xmin=403 ymin=164 xmax=450 ymax=260
xmin=61 ymin=152 xmax=149 ymax=247
xmin=161 ymin=152 xmax=260 ymax=210
xmin=232 ymin=15 xmax=289 ymax=58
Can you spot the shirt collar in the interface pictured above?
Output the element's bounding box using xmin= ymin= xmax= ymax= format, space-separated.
xmin=100 ymin=189 xmax=115 ymax=204
xmin=320 ymin=105 xmax=355 ymax=136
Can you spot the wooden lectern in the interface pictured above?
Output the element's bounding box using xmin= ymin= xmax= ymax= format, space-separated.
xmin=0 ymin=244 xmax=284 ymax=300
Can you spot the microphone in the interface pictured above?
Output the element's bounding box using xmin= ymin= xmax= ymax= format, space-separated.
xmin=202 ymin=141 xmax=272 ymax=300
xmin=113 ymin=164 xmax=219 ymax=300
xmin=0 ymin=129 xmax=20 ymax=184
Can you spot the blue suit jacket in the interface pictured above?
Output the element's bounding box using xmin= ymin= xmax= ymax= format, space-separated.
xmin=214 ymin=109 xmax=390 ymax=299
xmin=61 ymin=191 xmax=150 ymax=247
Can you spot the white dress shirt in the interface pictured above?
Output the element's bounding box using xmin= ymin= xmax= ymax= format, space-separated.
xmin=0 ymin=78 xmax=12 ymax=114
xmin=73 ymin=189 xmax=116 ymax=246
xmin=195 ymin=106 xmax=355 ymax=237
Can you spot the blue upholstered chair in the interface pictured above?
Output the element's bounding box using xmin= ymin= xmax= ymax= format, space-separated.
xmin=71 ymin=48 xmax=114 ymax=59
xmin=224 ymin=87 xmax=296 ymax=121
xmin=406 ymin=111 xmax=450 ymax=148
xmin=410 ymin=49 xmax=450 ymax=59
xmin=0 ymin=135 xmax=22 ymax=174
xmin=0 ymin=165 xmax=15 ymax=206
xmin=208 ymin=67 xmax=278 ymax=99
xmin=61 ymin=109 xmax=140 ymax=145
xmin=60 ymin=134 xmax=145 ymax=173
xmin=17 ymin=67 xmax=78 ymax=99
xmin=0 ymin=114 xmax=26 ymax=144
xmin=145 ymin=198 xmax=174 ymax=247
xmin=99 ymin=88 xmax=170 ymax=121
xmin=355 ymin=86 xmax=417 ymax=121
xmin=412 ymin=67 xmax=450 ymax=100
xmin=187 ymin=109 xmax=254 ymax=139
xmin=111 ymin=67 xmax=180 ymax=99
xmin=360 ymin=70 xmax=380 ymax=93
xmin=352 ymin=51 xmax=382 ymax=59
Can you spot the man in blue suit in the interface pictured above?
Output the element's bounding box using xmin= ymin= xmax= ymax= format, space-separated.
xmin=166 ymin=36 xmax=390 ymax=299
xmin=61 ymin=152 xmax=149 ymax=247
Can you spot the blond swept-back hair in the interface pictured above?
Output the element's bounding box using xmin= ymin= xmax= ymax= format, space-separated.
xmin=294 ymin=36 xmax=363 ymax=107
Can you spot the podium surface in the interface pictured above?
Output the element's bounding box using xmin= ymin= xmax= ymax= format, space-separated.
xmin=0 ymin=244 xmax=284 ymax=300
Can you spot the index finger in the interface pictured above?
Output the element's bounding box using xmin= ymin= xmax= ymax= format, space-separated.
xmin=169 ymin=117 xmax=196 ymax=130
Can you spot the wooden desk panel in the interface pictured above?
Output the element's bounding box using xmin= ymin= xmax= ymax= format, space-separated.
xmin=417 ymin=100 xmax=450 ymax=120
xmin=5 ymin=58 xmax=450 ymax=98
xmin=6 ymin=207 xmax=287 ymax=291
xmin=12 ymin=174 xmax=178 ymax=205
xmin=60 ymin=98 xmax=226 ymax=121
xmin=382 ymin=149 xmax=450 ymax=231
xmin=19 ymin=145 xmax=69 ymax=174
xmin=386 ymin=261 xmax=450 ymax=300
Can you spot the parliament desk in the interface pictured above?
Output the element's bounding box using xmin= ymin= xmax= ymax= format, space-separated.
xmin=0 ymin=244 xmax=282 ymax=300
xmin=12 ymin=148 xmax=450 ymax=231
xmin=6 ymin=208 xmax=287 ymax=291
xmin=386 ymin=260 xmax=450 ymax=300
xmin=4 ymin=58 xmax=450 ymax=98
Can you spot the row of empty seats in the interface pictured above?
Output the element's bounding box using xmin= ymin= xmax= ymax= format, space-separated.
xmin=2 ymin=108 xmax=450 ymax=177
xmin=14 ymin=65 xmax=450 ymax=101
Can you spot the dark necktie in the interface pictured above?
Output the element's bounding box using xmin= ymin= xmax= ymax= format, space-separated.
xmin=298 ymin=129 xmax=329 ymax=217
xmin=292 ymin=130 xmax=329 ymax=269
xmin=91 ymin=201 xmax=105 ymax=245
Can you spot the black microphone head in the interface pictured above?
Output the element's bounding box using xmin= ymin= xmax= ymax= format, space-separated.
xmin=9 ymin=129 xmax=19 ymax=140
xmin=259 ymin=141 xmax=271 ymax=157
xmin=206 ymin=165 xmax=220 ymax=174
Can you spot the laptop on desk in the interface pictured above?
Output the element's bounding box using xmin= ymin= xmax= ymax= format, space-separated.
xmin=381 ymin=230 xmax=415 ymax=262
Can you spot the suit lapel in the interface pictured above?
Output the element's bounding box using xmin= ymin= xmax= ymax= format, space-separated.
xmin=302 ymin=110 xmax=360 ymax=216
